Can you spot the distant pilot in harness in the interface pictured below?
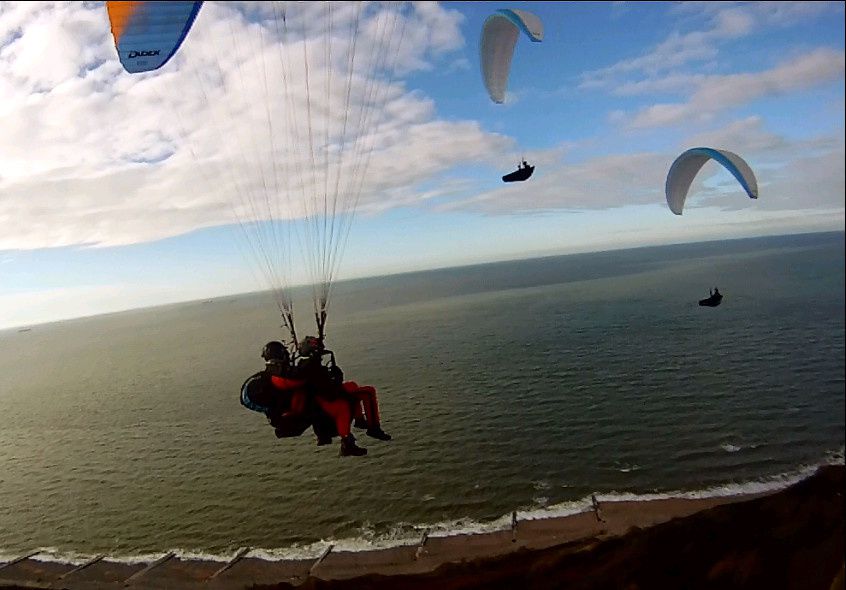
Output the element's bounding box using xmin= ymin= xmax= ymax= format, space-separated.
xmin=502 ymin=159 xmax=535 ymax=183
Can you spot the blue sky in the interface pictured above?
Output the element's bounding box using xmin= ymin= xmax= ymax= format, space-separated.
xmin=0 ymin=1 xmax=844 ymax=329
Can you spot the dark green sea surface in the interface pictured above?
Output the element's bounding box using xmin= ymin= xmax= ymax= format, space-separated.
xmin=0 ymin=232 xmax=843 ymax=561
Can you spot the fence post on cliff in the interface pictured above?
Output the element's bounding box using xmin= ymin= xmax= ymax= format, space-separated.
xmin=310 ymin=544 xmax=334 ymax=574
xmin=0 ymin=551 xmax=38 ymax=573
xmin=207 ymin=547 xmax=251 ymax=580
xmin=123 ymin=551 xmax=175 ymax=586
xmin=511 ymin=511 xmax=518 ymax=543
xmin=415 ymin=529 xmax=430 ymax=560
xmin=56 ymin=554 xmax=106 ymax=581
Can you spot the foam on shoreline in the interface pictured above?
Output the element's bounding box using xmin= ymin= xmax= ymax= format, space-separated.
xmin=4 ymin=451 xmax=841 ymax=567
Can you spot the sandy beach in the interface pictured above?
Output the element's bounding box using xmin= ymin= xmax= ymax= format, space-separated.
xmin=1 ymin=464 xmax=842 ymax=590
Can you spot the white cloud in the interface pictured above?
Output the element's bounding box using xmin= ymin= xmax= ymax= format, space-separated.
xmin=440 ymin=120 xmax=845 ymax=217
xmin=750 ymin=147 xmax=845 ymax=212
xmin=672 ymin=2 xmax=843 ymax=26
xmin=411 ymin=1 xmax=465 ymax=55
xmin=0 ymin=2 xmax=507 ymax=251
xmin=684 ymin=116 xmax=788 ymax=152
xmin=579 ymin=4 xmax=749 ymax=90
xmin=626 ymin=49 xmax=845 ymax=129
xmin=612 ymin=73 xmax=709 ymax=97
xmin=580 ymin=1 xmax=843 ymax=92
xmin=0 ymin=284 xmax=125 ymax=330
xmin=0 ymin=282 xmax=237 ymax=330
xmin=442 ymin=151 xmax=667 ymax=214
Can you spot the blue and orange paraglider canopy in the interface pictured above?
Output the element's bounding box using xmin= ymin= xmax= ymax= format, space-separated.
xmin=107 ymin=1 xmax=202 ymax=74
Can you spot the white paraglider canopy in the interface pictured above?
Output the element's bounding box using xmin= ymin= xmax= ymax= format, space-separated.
xmin=479 ymin=8 xmax=543 ymax=104
xmin=665 ymin=147 xmax=758 ymax=216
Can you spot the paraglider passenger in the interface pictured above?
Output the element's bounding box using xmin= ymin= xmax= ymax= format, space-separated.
xmin=295 ymin=337 xmax=369 ymax=457
xmin=345 ymin=380 xmax=392 ymax=441
xmin=296 ymin=337 xmax=390 ymax=440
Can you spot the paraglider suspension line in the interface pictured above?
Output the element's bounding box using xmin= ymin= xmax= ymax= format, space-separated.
xmin=281 ymin=310 xmax=299 ymax=353
xmin=316 ymin=309 xmax=327 ymax=347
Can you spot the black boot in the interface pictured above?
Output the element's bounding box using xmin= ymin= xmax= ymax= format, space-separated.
xmin=340 ymin=435 xmax=367 ymax=457
xmin=366 ymin=426 xmax=392 ymax=441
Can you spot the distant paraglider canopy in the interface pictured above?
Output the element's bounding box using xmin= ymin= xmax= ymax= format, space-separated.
xmin=480 ymin=9 xmax=542 ymax=185
xmin=480 ymin=8 xmax=543 ymax=104
xmin=666 ymin=148 xmax=758 ymax=216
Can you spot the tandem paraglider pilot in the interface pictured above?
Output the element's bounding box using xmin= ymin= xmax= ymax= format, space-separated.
xmin=241 ymin=338 xmax=391 ymax=458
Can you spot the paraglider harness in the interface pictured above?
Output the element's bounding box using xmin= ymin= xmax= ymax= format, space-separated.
xmin=239 ymin=338 xmax=348 ymax=439
xmin=240 ymin=372 xmax=272 ymax=414
xmin=240 ymin=343 xmax=295 ymax=416
xmin=502 ymin=160 xmax=535 ymax=183
xmin=293 ymin=345 xmax=345 ymax=398
xmin=698 ymin=288 xmax=723 ymax=307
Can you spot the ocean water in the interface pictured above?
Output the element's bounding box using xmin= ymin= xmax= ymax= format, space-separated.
xmin=0 ymin=231 xmax=843 ymax=563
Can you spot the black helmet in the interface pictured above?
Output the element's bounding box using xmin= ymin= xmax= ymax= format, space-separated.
xmin=298 ymin=336 xmax=322 ymax=357
xmin=262 ymin=341 xmax=288 ymax=361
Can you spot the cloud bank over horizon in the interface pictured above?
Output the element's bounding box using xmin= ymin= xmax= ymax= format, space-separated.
xmin=0 ymin=1 xmax=842 ymax=255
